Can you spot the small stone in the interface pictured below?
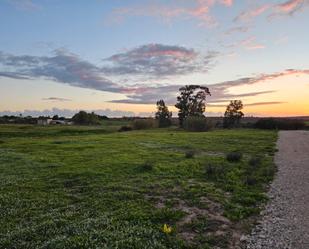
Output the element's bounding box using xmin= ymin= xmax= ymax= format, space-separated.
xmin=240 ymin=235 xmax=248 ymax=242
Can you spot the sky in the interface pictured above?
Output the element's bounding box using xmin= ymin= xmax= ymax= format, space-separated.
xmin=0 ymin=0 xmax=309 ymax=117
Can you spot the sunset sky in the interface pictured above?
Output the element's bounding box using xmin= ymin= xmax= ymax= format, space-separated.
xmin=0 ymin=0 xmax=309 ymax=117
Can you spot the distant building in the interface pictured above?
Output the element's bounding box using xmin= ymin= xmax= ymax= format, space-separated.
xmin=50 ymin=120 xmax=72 ymax=125
xmin=37 ymin=118 xmax=52 ymax=125
xmin=37 ymin=118 xmax=72 ymax=125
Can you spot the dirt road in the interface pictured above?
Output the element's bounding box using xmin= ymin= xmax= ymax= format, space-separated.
xmin=247 ymin=130 xmax=309 ymax=249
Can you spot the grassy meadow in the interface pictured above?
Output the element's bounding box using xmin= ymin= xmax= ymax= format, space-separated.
xmin=0 ymin=124 xmax=277 ymax=249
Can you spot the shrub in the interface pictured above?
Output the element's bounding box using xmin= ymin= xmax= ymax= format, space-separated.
xmin=185 ymin=150 xmax=195 ymax=159
xmin=139 ymin=162 xmax=154 ymax=172
xmin=255 ymin=118 xmax=306 ymax=130
xmin=226 ymin=151 xmax=242 ymax=162
xmin=183 ymin=116 xmax=213 ymax=132
xmin=205 ymin=163 xmax=216 ymax=175
xmin=205 ymin=163 xmax=225 ymax=179
xmin=132 ymin=119 xmax=157 ymax=130
xmin=158 ymin=118 xmax=172 ymax=128
xmin=245 ymin=175 xmax=258 ymax=186
xmin=118 ymin=126 xmax=132 ymax=132
xmin=249 ymin=156 xmax=262 ymax=168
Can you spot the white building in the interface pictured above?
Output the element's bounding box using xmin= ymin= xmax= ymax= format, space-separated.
xmin=37 ymin=118 xmax=52 ymax=125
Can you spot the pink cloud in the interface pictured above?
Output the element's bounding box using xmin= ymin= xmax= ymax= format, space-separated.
xmin=108 ymin=0 xmax=233 ymax=27
xmin=235 ymin=0 xmax=308 ymax=22
xmin=220 ymin=0 xmax=233 ymax=7
xmin=276 ymin=0 xmax=304 ymax=13
xmin=245 ymin=44 xmax=266 ymax=50
xmin=234 ymin=4 xmax=271 ymax=21
xmin=238 ymin=36 xmax=266 ymax=50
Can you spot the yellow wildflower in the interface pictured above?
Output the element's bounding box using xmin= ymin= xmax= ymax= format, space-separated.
xmin=162 ymin=224 xmax=172 ymax=234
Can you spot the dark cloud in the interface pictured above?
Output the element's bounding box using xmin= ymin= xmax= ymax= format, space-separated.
xmin=0 ymin=44 xmax=216 ymax=91
xmin=0 ymin=72 xmax=30 ymax=79
xmin=1 ymin=48 xmax=308 ymax=108
xmin=42 ymin=97 xmax=72 ymax=102
xmin=102 ymin=44 xmax=216 ymax=78
xmin=110 ymin=69 xmax=309 ymax=104
xmin=110 ymin=84 xmax=182 ymax=104
xmin=110 ymin=88 xmax=274 ymax=105
xmin=246 ymin=101 xmax=287 ymax=106
xmin=208 ymin=101 xmax=286 ymax=107
xmin=0 ymin=49 xmax=120 ymax=93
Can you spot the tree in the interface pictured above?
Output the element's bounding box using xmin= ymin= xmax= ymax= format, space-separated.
xmin=175 ymin=85 xmax=211 ymax=126
xmin=223 ymin=100 xmax=244 ymax=128
xmin=155 ymin=100 xmax=172 ymax=127
xmin=71 ymin=111 xmax=100 ymax=125
xmin=52 ymin=115 xmax=59 ymax=120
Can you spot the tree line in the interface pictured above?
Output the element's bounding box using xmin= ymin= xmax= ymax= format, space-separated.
xmin=155 ymin=85 xmax=244 ymax=129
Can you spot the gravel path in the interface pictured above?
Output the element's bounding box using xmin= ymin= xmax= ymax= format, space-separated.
xmin=246 ymin=130 xmax=309 ymax=249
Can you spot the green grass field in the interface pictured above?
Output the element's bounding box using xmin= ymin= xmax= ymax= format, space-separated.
xmin=0 ymin=124 xmax=277 ymax=249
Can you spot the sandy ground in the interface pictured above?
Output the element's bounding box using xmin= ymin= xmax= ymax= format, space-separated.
xmin=247 ymin=130 xmax=309 ymax=249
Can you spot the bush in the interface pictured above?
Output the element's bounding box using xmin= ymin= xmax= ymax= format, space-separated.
xmin=226 ymin=152 xmax=242 ymax=162
xmin=245 ymin=175 xmax=258 ymax=186
xmin=118 ymin=126 xmax=132 ymax=132
xmin=183 ymin=116 xmax=213 ymax=132
xmin=205 ymin=163 xmax=216 ymax=175
xmin=72 ymin=111 xmax=101 ymax=125
xmin=185 ymin=150 xmax=195 ymax=159
xmin=249 ymin=156 xmax=262 ymax=168
xmin=205 ymin=163 xmax=225 ymax=179
xmin=255 ymin=118 xmax=305 ymax=130
xmin=132 ymin=119 xmax=157 ymax=130
xmin=139 ymin=162 xmax=154 ymax=172
xmin=158 ymin=118 xmax=172 ymax=128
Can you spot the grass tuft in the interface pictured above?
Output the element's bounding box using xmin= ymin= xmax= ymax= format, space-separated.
xmin=226 ymin=151 xmax=242 ymax=162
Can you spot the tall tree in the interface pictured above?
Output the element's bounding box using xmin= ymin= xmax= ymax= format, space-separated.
xmin=175 ymin=85 xmax=211 ymax=126
xmin=155 ymin=100 xmax=172 ymax=127
xmin=223 ymin=100 xmax=244 ymax=128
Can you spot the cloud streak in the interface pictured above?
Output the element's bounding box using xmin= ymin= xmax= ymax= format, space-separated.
xmin=235 ymin=0 xmax=309 ymax=22
xmin=111 ymin=69 xmax=309 ymax=104
xmin=42 ymin=97 xmax=72 ymax=102
xmin=108 ymin=0 xmax=233 ymax=27
xmin=234 ymin=4 xmax=271 ymax=22
xmin=226 ymin=36 xmax=266 ymax=50
xmin=6 ymin=0 xmax=40 ymax=11
xmin=208 ymin=101 xmax=286 ymax=107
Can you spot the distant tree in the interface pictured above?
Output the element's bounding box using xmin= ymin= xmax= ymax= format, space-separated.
xmin=223 ymin=100 xmax=244 ymax=128
xmin=155 ymin=100 xmax=172 ymax=127
xmin=52 ymin=115 xmax=59 ymax=120
xmin=175 ymin=85 xmax=211 ymax=126
xmin=98 ymin=115 xmax=109 ymax=120
xmin=71 ymin=111 xmax=100 ymax=125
